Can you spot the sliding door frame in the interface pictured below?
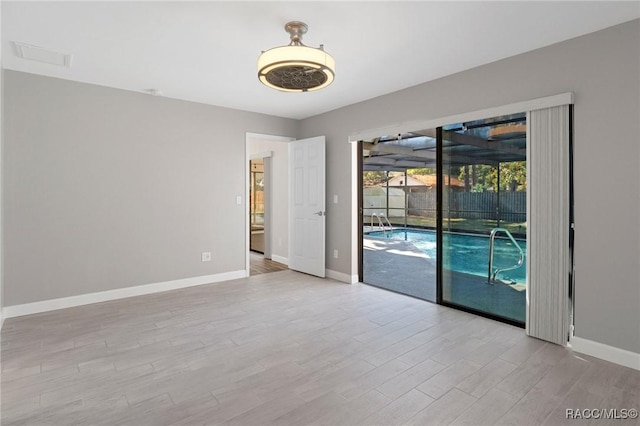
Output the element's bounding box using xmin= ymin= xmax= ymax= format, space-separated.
xmin=351 ymin=93 xmax=575 ymax=337
xmin=357 ymin=141 xmax=364 ymax=282
xmin=568 ymin=105 xmax=575 ymax=338
xmin=436 ymin=123 xmax=526 ymax=328
xmin=436 ymin=127 xmax=444 ymax=305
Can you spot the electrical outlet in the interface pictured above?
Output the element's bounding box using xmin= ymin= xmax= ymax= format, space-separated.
xmin=201 ymin=252 xmax=212 ymax=262
xmin=333 ymin=194 xmax=338 ymax=204
xmin=333 ymin=249 xmax=338 ymax=259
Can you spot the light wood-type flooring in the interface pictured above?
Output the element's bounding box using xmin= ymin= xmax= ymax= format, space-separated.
xmin=250 ymin=252 xmax=288 ymax=276
xmin=1 ymin=270 xmax=638 ymax=425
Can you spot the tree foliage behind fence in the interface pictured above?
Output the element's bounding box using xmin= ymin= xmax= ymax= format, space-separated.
xmin=408 ymin=191 xmax=526 ymax=223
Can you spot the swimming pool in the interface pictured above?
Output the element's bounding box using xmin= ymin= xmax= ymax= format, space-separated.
xmin=367 ymin=229 xmax=527 ymax=284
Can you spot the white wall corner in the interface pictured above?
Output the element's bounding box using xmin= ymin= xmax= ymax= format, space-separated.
xmin=326 ymin=269 xmax=358 ymax=284
xmin=569 ymin=335 xmax=640 ymax=371
xmin=3 ymin=270 xmax=246 ymax=319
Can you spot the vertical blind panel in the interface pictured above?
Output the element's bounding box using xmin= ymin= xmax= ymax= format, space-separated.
xmin=526 ymin=105 xmax=571 ymax=345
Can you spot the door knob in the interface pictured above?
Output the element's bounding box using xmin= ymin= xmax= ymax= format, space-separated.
xmin=314 ymin=211 xmax=326 ymax=216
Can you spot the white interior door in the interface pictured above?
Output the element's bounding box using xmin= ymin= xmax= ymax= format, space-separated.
xmin=289 ymin=136 xmax=326 ymax=277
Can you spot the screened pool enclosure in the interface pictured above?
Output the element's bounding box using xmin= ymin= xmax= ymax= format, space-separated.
xmin=360 ymin=113 xmax=528 ymax=325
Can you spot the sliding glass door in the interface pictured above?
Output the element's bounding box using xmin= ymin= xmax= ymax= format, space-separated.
xmin=359 ymin=135 xmax=438 ymax=302
xmin=439 ymin=114 xmax=527 ymax=325
xmin=358 ymin=102 xmax=572 ymax=334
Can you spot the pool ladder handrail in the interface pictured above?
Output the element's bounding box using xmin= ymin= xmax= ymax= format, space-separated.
xmin=487 ymin=227 xmax=524 ymax=284
xmin=371 ymin=213 xmax=393 ymax=236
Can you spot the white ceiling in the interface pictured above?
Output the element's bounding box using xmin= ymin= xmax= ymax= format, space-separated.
xmin=3 ymin=1 xmax=639 ymax=120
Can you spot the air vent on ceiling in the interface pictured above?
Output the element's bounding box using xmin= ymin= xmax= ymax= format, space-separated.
xmin=12 ymin=42 xmax=73 ymax=67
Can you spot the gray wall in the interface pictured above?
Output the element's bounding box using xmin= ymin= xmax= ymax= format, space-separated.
xmin=3 ymin=71 xmax=298 ymax=305
xmin=300 ymin=20 xmax=640 ymax=353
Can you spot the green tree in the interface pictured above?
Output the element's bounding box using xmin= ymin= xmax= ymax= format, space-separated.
xmin=457 ymin=161 xmax=526 ymax=192
xmin=458 ymin=164 xmax=494 ymax=192
xmin=407 ymin=168 xmax=436 ymax=175
xmin=363 ymin=171 xmax=387 ymax=186
xmin=499 ymin=161 xmax=527 ymax=191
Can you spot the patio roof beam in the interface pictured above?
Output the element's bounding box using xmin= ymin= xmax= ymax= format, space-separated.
xmin=415 ymin=129 xmax=525 ymax=157
xmin=362 ymin=142 xmax=436 ymax=160
xmin=364 ymin=157 xmax=433 ymax=168
xmin=445 ymin=156 xmax=499 ymax=167
xmin=363 ymin=153 xmax=497 ymax=170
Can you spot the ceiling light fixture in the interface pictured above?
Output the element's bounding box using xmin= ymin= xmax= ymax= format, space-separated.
xmin=258 ymin=21 xmax=335 ymax=92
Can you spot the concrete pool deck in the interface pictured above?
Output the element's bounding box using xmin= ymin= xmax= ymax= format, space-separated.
xmin=363 ymin=236 xmax=437 ymax=302
xmin=363 ymin=235 xmax=526 ymax=323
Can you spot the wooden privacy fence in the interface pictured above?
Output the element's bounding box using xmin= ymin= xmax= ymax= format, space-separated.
xmin=408 ymin=191 xmax=526 ymax=222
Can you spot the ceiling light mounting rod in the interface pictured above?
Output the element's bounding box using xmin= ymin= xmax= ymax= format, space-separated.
xmin=285 ymin=21 xmax=308 ymax=46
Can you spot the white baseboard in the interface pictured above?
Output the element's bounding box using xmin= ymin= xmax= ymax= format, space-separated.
xmin=271 ymin=255 xmax=288 ymax=265
xmin=326 ymin=269 xmax=358 ymax=284
xmin=570 ymin=336 xmax=640 ymax=371
xmin=3 ymin=270 xmax=246 ymax=319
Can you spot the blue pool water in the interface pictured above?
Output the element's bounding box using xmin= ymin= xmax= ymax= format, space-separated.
xmin=367 ymin=229 xmax=527 ymax=284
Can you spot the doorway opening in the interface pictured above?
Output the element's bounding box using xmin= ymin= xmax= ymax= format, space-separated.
xmin=245 ymin=133 xmax=294 ymax=277
xmin=249 ymin=157 xmax=286 ymax=275
xmin=249 ymin=159 xmax=265 ymax=254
